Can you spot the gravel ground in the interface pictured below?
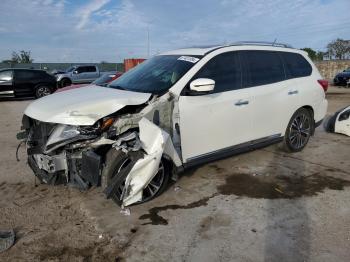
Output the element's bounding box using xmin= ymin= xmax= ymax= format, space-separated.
xmin=0 ymin=86 xmax=349 ymax=262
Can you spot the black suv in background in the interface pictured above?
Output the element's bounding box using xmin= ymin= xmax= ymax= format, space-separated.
xmin=0 ymin=69 xmax=57 ymax=98
xmin=333 ymin=67 xmax=350 ymax=86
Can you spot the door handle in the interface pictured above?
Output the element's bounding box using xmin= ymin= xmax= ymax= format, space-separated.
xmin=235 ymin=100 xmax=249 ymax=106
xmin=288 ymin=90 xmax=298 ymax=95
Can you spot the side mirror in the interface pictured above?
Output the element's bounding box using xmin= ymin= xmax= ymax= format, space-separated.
xmin=189 ymin=78 xmax=215 ymax=93
xmin=73 ymin=70 xmax=78 ymax=74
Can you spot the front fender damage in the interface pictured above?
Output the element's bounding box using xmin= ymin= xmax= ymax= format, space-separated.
xmin=104 ymin=117 xmax=181 ymax=207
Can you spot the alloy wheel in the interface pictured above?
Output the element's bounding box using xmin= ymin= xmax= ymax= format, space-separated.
xmin=288 ymin=112 xmax=311 ymax=150
xmin=36 ymin=86 xmax=51 ymax=97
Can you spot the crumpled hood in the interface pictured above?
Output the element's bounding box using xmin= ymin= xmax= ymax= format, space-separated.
xmin=25 ymin=85 xmax=151 ymax=126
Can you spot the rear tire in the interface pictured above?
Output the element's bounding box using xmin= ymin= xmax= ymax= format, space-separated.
xmin=283 ymin=108 xmax=314 ymax=152
xmin=60 ymin=78 xmax=71 ymax=88
xmin=35 ymin=85 xmax=52 ymax=98
xmin=101 ymin=149 xmax=170 ymax=206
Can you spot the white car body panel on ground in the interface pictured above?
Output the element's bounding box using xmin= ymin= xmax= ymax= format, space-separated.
xmin=335 ymin=106 xmax=350 ymax=137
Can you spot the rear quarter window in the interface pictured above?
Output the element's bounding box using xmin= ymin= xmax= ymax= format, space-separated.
xmin=281 ymin=52 xmax=312 ymax=78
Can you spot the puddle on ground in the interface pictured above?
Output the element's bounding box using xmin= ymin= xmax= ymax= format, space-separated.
xmin=139 ymin=194 xmax=217 ymax=225
xmin=139 ymin=173 xmax=350 ymax=225
xmin=217 ymin=173 xmax=350 ymax=199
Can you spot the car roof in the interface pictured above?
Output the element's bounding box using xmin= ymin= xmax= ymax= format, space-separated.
xmin=160 ymin=41 xmax=301 ymax=56
xmin=0 ymin=68 xmax=46 ymax=72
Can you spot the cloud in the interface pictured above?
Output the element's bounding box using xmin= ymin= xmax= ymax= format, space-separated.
xmin=76 ymin=0 xmax=111 ymax=30
xmin=0 ymin=0 xmax=349 ymax=62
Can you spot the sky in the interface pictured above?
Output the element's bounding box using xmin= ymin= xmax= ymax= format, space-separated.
xmin=0 ymin=0 xmax=349 ymax=62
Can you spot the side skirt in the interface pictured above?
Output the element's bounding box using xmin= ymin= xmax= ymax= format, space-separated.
xmin=183 ymin=134 xmax=283 ymax=169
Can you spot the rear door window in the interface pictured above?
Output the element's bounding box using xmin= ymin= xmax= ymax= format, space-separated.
xmin=192 ymin=51 xmax=242 ymax=93
xmin=86 ymin=66 xmax=97 ymax=72
xmin=280 ymin=52 xmax=312 ymax=78
xmin=241 ymin=51 xmax=285 ymax=87
xmin=77 ymin=66 xmax=88 ymax=73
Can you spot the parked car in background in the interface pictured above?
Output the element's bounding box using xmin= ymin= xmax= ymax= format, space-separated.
xmin=0 ymin=69 xmax=56 ymax=98
xmin=333 ymin=67 xmax=350 ymax=87
xmin=56 ymin=72 xmax=123 ymax=93
xmin=55 ymin=65 xmax=115 ymax=87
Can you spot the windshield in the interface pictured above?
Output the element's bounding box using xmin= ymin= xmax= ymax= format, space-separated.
xmin=108 ymin=55 xmax=201 ymax=94
xmin=93 ymin=73 xmax=115 ymax=86
xmin=66 ymin=66 xmax=76 ymax=72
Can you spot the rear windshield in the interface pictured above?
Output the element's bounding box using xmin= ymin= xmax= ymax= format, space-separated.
xmin=108 ymin=55 xmax=201 ymax=94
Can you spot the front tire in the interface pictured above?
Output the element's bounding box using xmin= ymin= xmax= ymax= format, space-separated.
xmin=101 ymin=149 xmax=170 ymax=206
xmin=283 ymin=108 xmax=313 ymax=152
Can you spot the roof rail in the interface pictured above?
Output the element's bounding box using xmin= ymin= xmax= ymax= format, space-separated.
xmin=229 ymin=41 xmax=293 ymax=48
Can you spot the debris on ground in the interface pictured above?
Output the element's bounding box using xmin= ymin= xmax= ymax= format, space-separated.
xmin=0 ymin=229 xmax=15 ymax=253
xmin=120 ymin=207 xmax=131 ymax=216
xmin=174 ymin=186 xmax=182 ymax=192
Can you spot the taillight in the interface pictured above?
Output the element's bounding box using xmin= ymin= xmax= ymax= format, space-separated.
xmin=317 ymin=79 xmax=328 ymax=92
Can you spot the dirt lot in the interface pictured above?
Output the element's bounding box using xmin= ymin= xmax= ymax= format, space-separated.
xmin=0 ymin=87 xmax=349 ymax=262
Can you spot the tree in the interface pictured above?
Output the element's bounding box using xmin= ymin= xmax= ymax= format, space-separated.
xmin=11 ymin=50 xmax=34 ymax=63
xmin=301 ymin=48 xmax=317 ymax=60
xmin=316 ymin=51 xmax=325 ymax=61
xmin=326 ymin=38 xmax=350 ymax=60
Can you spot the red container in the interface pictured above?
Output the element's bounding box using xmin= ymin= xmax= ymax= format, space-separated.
xmin=124 ymin=58 xmax=146 ymax=72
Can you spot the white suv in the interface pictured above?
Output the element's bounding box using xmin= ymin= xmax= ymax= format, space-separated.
xmin=18 ymin=42 xmax=328 ymax=207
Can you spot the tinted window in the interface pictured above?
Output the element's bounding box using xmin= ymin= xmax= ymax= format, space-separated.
xmin=15 ymin=70 xmax=39 ymax=80
xmin=0 ymin=70 xmax=13 ymax=81
xmin=76 ymin=67 xmax=87 ymax=73
xmin=77 ymin=66 xmax=96 ymax=73
xmin=86 ymin=66 xmax=96 ymax=72
xmin=192 ymin=52 xmax=241 ymax=93
xmin=241 ymin=51 xmax=285 ymax=87
xmin=281 ymin=52 xmax=312 ymax=78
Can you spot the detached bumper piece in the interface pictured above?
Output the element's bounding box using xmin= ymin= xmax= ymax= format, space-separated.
xmin=324 ymin=106 xmax=350 ymax=137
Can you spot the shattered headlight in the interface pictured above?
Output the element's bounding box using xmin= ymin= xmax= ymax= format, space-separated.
xmin=45 ymin=125 xmax=81 ymax=151
xmin=45 ymin=118 xmax=115 ymax=152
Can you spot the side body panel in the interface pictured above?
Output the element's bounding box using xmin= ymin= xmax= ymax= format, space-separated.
xmin=13 ymin=70 xmax=36 ymax=97
xmin=249 ymin=79 xmax=300 ymax=137
xmin=297 ymin=57 xmax=328 ymax=123
xmin=179 ymin=88 xmax=254 ymax=163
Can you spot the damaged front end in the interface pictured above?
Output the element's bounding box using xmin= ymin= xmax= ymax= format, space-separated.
xmin=17 ymin=115 xmax=110 ymax=188
xmin=17 ymin=94 xmax=183 ymax=207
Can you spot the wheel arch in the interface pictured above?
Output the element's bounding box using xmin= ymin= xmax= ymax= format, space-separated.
xmin=34 ymin=82 xmax=55 ymax=90
xmin=301 ymin=105 xmax=314 ymax=118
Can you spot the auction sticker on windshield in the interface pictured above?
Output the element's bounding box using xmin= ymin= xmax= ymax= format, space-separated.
xmin=177 ymin=56 xmax=200 ymax=63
